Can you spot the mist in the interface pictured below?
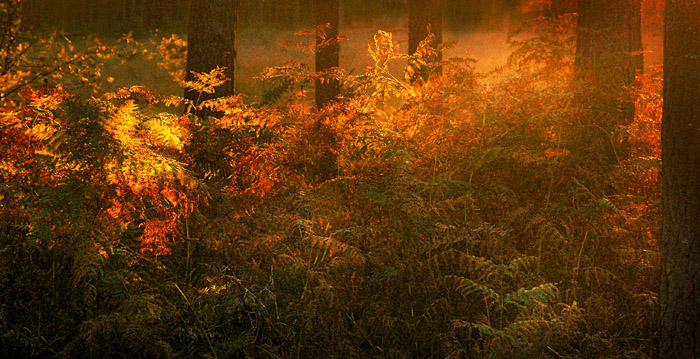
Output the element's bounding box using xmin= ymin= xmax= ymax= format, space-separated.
xmin=1 ymin=1 xmax=670 ymax=358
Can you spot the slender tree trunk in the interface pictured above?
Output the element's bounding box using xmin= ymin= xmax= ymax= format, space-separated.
xmin=575 ymin=0 xmax=642 ymax=122
xmin=408 ymin=0 xmax=443 ymax=56
xmin=314 ymin=0 xmax=340 ymax=109
xmin=660 ymin=1 xmax=700 ymax=358
xmin=121 ymin=0 xmax=128 ymax=25
xmin=292 ymin=0 xmax=300 ymax=28
xmin=184 ymin=0 xmax=237 ymax=108
xmin=407 ymin=0 xmax=443 ymax=81
xmin=87 ymin=1 xmax=94 ymax=26
xmin=145 ymin=0 xmax=163 ymax=28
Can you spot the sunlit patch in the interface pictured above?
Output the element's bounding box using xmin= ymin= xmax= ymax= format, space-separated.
xmin=140 ymin=218 xmax=176 ymax=255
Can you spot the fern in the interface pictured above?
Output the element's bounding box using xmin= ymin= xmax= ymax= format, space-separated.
xmin=183 ymin=66 xmax=229 ymax=96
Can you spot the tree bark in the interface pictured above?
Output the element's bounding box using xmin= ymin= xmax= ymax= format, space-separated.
xmin=575 ymin=0 xmax=642 ymax=122
xmin=184 ymin=0 xmax=237 ymax=107
xmin=660 ymin=1 xmax=700 ymax=358
xmin=144 ymin=0 xmax=164 ymax=28
xmin=407 ymin=0 xmax=443 ymax=81
xmin=314 ymin=0 xmax=340 ymax=109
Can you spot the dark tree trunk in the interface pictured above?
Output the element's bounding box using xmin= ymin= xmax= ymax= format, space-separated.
xmin=408 ymin=0 xmax=443 ymax=81
xmin=575 ymin=0 xmax=642 ymax=122
xmin=310 ymin=0 xmax=340 ymax=181
xmin=184 ymin=0 xmax=237 ymax=108
xmin=660 ymin=1 xmax=700 ymax=358
xmin=144 ymin=0 xmax=163 ymax=28
xmin=314 ymin=0 xmax=340 ymax=109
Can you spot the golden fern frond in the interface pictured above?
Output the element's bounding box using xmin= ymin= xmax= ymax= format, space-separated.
xmin=160 ymin=95 xmax=186 ymax=108
xmin=104 ymin=100 xmax=140 ymax=144
xmin=26 ymin=123 xmax=57 ymax=141
xmin=183 ymin=67 xmax=229 ymax=95
xmin=140 ymin=115 xmax=184 ymax=151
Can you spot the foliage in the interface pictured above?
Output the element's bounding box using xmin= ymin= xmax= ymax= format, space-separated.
xmin=1 ymin=4 xmax=106 ymax=100
xmin=0 ymin=13 xmax=661 ymax=359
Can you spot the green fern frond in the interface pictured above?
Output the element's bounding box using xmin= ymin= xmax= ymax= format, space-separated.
xmin=455 ymin=276 xmax=500 ymax=301
xmin=506 ymin=256 xmax=538 ymax=275
xmin=503 ymin=283 xmax=558 ymax=308
xmin=465 ymin=321 xmax=498 ymax=338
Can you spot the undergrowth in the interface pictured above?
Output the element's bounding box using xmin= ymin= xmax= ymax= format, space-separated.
xmin=0 ymin=13 xmax=660 ymax=359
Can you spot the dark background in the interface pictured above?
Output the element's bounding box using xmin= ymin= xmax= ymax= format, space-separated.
xmin=22 ymin=0 xmax=530 ymax=34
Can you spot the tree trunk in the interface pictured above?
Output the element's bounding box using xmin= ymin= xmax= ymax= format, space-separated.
xmin=660 ymin=1 xmax=700 ymax=358
xmin=314 ymin=0 xmax=340 ymax=109
xmin=144 ymin=0 xmax=163 ymax=28
xmin=575 ymin=0 xmax=642 ymax=122
xmin=407 ymin=0 xmax=443 ymax=81
xmin=184 ymin=0 xmax=237 ymax=107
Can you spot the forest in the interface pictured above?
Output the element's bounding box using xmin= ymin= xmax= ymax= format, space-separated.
xmin=0 ymin=0 xmax=698 ymax=358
